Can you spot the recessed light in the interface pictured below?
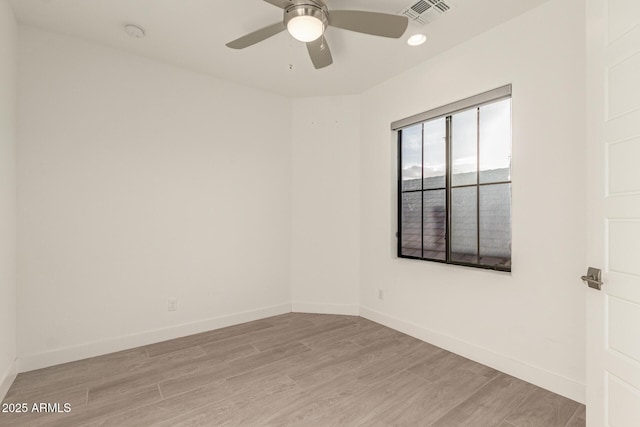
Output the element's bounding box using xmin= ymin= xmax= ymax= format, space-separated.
xmin=407 ymin=33 xmax=427 ymax=46
xmin=124 ymin=24 xmax=145 ymax=39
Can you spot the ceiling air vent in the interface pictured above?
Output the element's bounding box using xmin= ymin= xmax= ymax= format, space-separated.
xmin=412 ymin=0 xmax=431 ymax=14
xmin=400 ymin=0 xmax=454 ymax=25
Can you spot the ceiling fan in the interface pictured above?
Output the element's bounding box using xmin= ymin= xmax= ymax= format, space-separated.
xmin=226 ymin=0 xmax=409 ymax=69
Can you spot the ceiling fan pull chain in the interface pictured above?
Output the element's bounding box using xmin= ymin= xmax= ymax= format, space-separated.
xmin=288 ymin=32 xmax=294 ymax=70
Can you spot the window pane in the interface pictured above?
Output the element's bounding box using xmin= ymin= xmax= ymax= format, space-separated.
xmin=423 ymin=118 xmax=446 ymax=189
xmin=451 ymin=186 xmax=478 ymax=263
xmin=480 ymin=99 xmax=511 ymax=183
xmin=451 ymin=109 xmax=477 ymax=187
xmin=479 ymin=184 xmax=512 ymax=268
xmin=423 ymin=190 xmax=446 ymax=260
xmin=397 ymin=91 xmax=512 ymax=270
xmin=400 ymin=192 xmax=422 ymax=257
xmin=401 ymin=125 xmax=422 ymax=192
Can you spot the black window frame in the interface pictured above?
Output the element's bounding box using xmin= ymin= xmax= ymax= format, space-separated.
xmin=394 ymin=86 xmax=512 ymax=272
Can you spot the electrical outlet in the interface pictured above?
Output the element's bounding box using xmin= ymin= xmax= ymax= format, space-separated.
xmin=168 ymin=298 xmax=178 ymax=311
xmin=378 ymin=289 xmax=384 ymax=300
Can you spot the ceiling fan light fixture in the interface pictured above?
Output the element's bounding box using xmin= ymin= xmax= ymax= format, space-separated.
xmin=284 ymin=4 xmax=328 ymax=43
xmin=287 ymin=15 xmax=323 ymax=42
xmin=226 ymin=0 xmax=410 ymax=70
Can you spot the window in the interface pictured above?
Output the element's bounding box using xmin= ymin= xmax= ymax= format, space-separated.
xmin=393 ymin=86 xmax=512 ymax=271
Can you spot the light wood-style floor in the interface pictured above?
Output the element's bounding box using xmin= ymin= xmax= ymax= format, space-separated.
xmin=1 ymin=313 xmax=585 ymax=426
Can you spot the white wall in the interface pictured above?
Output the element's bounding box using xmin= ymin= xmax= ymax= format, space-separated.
xmin=0 ymin=0 xmax=18 ymax=399
xmin=17 ymin=26 xmax=292 ymax=370
xmin=290 ymin=96 xmax=360 ymax=314
xmin=359 ymin=0 xmax=586 ymax=402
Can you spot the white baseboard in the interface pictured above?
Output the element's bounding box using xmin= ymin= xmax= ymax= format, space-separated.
xmin=292 ymin=301 xmax=360 ymax=316
xmin=0 ymin=360 xmax=18 ymax=402
xmin=17 ymin=303 xmax=291 ymax=373
xmin=359 ymin=306 xmax=586 ymax=404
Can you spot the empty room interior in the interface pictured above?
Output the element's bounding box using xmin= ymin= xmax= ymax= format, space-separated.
xmin=1 ymin=0 xmax=640 ymax=425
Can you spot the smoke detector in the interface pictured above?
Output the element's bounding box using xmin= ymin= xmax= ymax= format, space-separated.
xmin=124 ymin=24 xmax=145 ymax=39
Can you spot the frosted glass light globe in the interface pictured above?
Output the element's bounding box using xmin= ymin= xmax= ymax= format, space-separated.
xmin=287 ymin=15 xmax=324 ymax=42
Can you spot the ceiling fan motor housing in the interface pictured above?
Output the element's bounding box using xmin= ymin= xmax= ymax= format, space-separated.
xmin=284 ymin=1 xmax=329 ymax=33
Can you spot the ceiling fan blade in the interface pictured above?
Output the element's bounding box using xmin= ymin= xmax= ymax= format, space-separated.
xmin=226 ymin=22 xmax=286 ymax=49
xmin=328 ymin=10 xmax=409 ymax=38
xmin=262 ymin=0 xmax=292 ymax=9
xmin=307 ymin=37 xmax=333 ymax=69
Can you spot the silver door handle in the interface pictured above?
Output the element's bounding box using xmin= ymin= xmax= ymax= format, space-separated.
xmin=581 ymin=267 xmax=603 ymax=290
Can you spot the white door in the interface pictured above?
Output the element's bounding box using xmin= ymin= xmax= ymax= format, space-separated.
xmin=585 ymin=0 xmax=640 ymax=425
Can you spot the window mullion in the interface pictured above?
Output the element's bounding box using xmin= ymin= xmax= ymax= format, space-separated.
xmin=421 ymin=124 xmax=425 ymax=259
xmin=445 ymin=116 xmax=452 ymax=263
xmin=476 ymin=107 xmax=481 ymax=265
xmin=397 ymin=130 xmax=402 ymax=257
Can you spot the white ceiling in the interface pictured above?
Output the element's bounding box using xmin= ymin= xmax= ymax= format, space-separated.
xmin=10 ymin=0 xmax=549 ymax=97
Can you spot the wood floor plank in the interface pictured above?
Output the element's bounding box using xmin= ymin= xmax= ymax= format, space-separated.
xmin=505 ymin=387 xmax=580 ymax=427
xmin=360 ymin=358 xmax=499 ymax=426
xmin=0 ymin=385 xmax=161 ymax=427
xmin=216 ymin=317 xmax=320 ymax=350
xmin=89 ymin=347 xmax=208 ymax=402
xmin=159 ymin=341 xmax=309 ymax=398
xmin=263 ymin=371 xmax=368 ymax=425
xmin=41 ymin=386 xmax=162 ymax=427
xmin=0 ymin=386 xmax=87 ymax=427
xmin=144 ymin=319 xmax=274 ymax=357
xmin=429 ymin=373 xmax=537 ymax=427
xmin=0 ymin=405 xmax=53 ymax=427
xmin=263 ymin=312 xmax=316 ymax=326
xmin=408 ymin=348 xmax=479 ymax=382
xmin=86 ymin=380 xmax=230 ymax=426
xmin=6 ymin=348 xmax=149 ymax=397
xmin=290 ymin=335 xmax=415 ymax=389
xmin=195 ymin=376 xmax=303 ymax=426
xmin=349 ymin=323 xmax=400 ymax=347
xmin=347 ymin=341 xmax=441 ymax=388
xmin=263 ymin=338 xmax=426 ymax=425
xmin=319 ymin=369 xmax=430 ymax=426
xmin=214 ymin=388 xmax=302 ymax=426
xmin=299 ymin=318 xmax=378 ymax=350
xmin=202 ymin=342 xmax=259 ymax=363
xmin=250 ymin=317 xmax=352 ymax=351
xmin=156 ymin=375 xmax=301 ymax=427
xmin=226 ymin=340 xmax=311 ymax=374
xmin=224 ymin=339 xmax=360 ymax=391
xmin=564 ymin=404 xmax=586 ymax=427
xmin=1 ymin=313 xmax=586 ymax=427
xmin=156 ymin=363 xmax=233 ymax=400
xmin=87 ymin=338 xmax=265 ymax=404
xmin=2 ymin=385 xmax=88 ymax=409
xmin=9 ymin=346 xmax=203 ymax=412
